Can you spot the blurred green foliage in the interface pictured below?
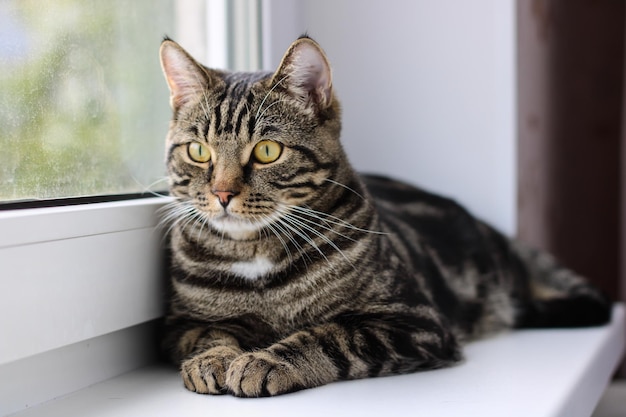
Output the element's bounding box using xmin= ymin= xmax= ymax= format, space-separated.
xmin=0 ymin=0 xmax=175 ymax=201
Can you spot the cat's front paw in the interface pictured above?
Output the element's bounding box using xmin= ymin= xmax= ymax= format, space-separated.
xmin=181 ymin=346 xmax=241 ymax=394
xmin=225 ymin=351 xmax=305 ymax=397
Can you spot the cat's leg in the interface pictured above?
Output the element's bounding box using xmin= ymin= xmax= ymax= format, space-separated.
xmin=224 ymin=311 xmax=461 ymax=397
xmin=166 ymin=324 xmax=243 ymax=394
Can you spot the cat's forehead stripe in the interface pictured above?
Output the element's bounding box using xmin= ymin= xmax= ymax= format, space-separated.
xmin=202 ymin=117 xmax=210 ymax=139
xmin=213 ymin=75 xmax=261 ymax=139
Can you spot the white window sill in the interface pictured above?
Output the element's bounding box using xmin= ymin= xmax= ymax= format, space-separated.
xmin=8 ymin=305 xmax=625 ymax=417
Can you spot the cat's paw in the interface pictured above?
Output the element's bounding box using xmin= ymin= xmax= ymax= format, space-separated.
xmin=225 ymin=351 xmax=305 ymax=397
xmin=180 ymin=346 xmax=241 ymax=394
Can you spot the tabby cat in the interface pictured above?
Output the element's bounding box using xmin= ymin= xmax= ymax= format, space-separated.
xmin=158 ymin=36 xmax=611 ymax=398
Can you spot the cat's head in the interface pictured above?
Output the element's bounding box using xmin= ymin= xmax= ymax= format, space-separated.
xmin=160 ymin=36 xmax=352 ymax=240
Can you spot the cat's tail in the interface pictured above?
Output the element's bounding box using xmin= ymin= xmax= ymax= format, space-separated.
xmin=511 ymin=241 xmax=612 ymax=329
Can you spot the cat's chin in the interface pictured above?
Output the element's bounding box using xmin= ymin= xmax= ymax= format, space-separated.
xmin=209 ymin=216 xmax=263 ymax=240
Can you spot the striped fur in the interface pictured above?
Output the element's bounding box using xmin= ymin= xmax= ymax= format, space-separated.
xmin=158 ymin=37 xmax=611 ymax=397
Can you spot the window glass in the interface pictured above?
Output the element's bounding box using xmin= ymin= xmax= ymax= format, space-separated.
xmin=0 ymin=0 xmax=177 ymax=202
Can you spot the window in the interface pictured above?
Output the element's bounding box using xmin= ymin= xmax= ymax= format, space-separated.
xmin=0 ymin=1 xmax=176 ymax=202
xmin=0 ymin=0 xmax=260 ymax=204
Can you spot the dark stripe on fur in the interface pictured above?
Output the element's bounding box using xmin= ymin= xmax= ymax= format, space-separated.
xmin=203 ymin=117 xmax=211 ymax=139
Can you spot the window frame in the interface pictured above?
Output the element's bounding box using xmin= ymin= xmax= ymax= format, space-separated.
xmin=0 ymin=197 xmax=172 ymax=364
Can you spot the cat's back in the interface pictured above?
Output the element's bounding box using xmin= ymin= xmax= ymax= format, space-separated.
xmin=362 ymin=173 xmax=497 ymax=268
xmin=362 ymin=174 xmax=479 ymax=235
xmin=361 ymin=174 xmax=518 ymax=334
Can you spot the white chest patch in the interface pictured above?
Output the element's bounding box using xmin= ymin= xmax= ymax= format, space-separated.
xmin=230 ymin=256 xmax=275 ymax=280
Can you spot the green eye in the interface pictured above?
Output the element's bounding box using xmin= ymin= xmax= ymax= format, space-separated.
xmin=188 ymin=142 xmax=211 ymax=163
xmin=253 ymin=140 xmax=283 ymax=164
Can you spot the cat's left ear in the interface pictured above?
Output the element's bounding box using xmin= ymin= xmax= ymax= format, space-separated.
xmin=272 ymin=36 xmax=333 ymax=110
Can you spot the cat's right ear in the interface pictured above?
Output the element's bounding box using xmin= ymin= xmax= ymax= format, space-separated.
xmin=159 ymin=39 xmax=212 ymax=110
xmin=272 ymin=36 xmax=333 ymax=111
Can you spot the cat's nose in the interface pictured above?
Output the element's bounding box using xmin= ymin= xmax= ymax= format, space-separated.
xmin=212 ymin=189 xmax=239 ymax=208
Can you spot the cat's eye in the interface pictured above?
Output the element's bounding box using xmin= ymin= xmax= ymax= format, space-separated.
xmin=188 ymin=142 xmax=211 ymax=163
xmin=253 ymin=140 xmax=283 ymax=164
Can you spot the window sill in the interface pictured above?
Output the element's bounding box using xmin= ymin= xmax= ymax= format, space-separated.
xmin=8 ymin=305 xmax=625 ymax=417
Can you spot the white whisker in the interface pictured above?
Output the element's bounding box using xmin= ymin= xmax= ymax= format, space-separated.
xmin=256 ymin=75 xmax=289 ymax=119
xmin=275 ymin=220 xmax=311 ymax=268
xmin=157 ymin=200 xmax=206 ymax=241
xmin=323 ymin=178 xmax=366 ymax=201
xmin=281 ymin=212 xmax=354 ymax=270
xmin=130 ymin=176 xmax=171 ymax=198
xmin=257 ymin=99 xmax=286 ymax=122
xmin=277 ymin=216 xmax=329 ymax=266
xmin=253 ymin=213 xmax=294 ymax=265
xmin=289 ymin=205 xmax=387 ymax=235
xmin=276 ymin=206 xmax=356 ymax=242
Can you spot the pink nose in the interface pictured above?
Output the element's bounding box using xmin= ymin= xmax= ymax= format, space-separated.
xmin=212 ymin=190 xmax=238 ymax=208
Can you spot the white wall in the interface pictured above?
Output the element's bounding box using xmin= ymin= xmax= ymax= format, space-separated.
xmin=263 ymin=0 xmax=516 ymax=235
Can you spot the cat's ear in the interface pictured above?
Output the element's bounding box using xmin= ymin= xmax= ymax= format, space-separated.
xmin=159 ymin=39 xmax=213 ymax=110
xmin=272 ymin=36 xmax=333 ymax=110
